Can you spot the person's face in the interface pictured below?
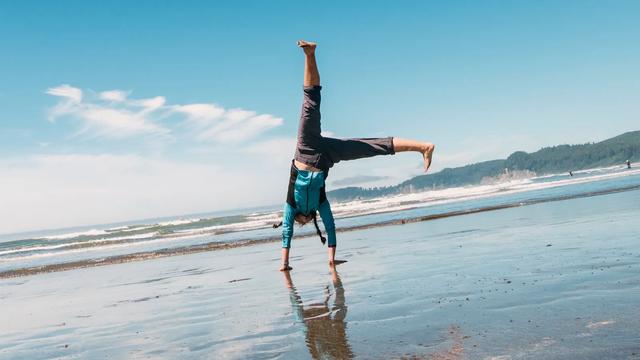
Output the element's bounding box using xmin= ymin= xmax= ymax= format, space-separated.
xmin=295 ymin=213 xmax=314 ymax=225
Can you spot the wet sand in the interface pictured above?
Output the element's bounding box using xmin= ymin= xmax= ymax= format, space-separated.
xmin=1 ymin=189 xmax=639 ymax=359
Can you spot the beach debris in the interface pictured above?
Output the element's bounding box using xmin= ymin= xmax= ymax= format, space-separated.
xmin=546 ymin=244 xmax=552 ymax=247
xmin=586 ymin=320 xmax=615 ymax=329
xmin=228 ymin=277 xmax=251 ymax=283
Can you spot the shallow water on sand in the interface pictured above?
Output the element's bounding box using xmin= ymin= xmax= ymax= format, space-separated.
xmin=1 ymin=189 xmax=639 ymax=359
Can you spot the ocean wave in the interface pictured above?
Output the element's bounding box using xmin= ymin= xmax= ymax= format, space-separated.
xmin=0 ymin=231 xmax=197 ymax=264
xmin=329 ymin=167 xmax=640 ymax=219
xmin=0 ymin=232 xmax=159 ymax=258
xmin=40 ymin=229 xmax=108 ymax=240
xmin=157 ymin=218 xmax=202 ymax=227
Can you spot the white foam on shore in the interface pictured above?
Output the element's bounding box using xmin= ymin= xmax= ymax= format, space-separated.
xmin=40 ymin=229 xmax=109 ymax=240
xmin=32 ymin=218 xmax=201 ymax=243
xmin=0 ymin=232 xmax=159 ymax=258
xmin=174 ymin=215 xmax=280 ymax=235
xmin=157 ymin=218 xmax=202 ymax=226
xmin=329 ymin=167 xmax=640 ymax=220
xmin=0 ymin=232 xmax=204 ymax=265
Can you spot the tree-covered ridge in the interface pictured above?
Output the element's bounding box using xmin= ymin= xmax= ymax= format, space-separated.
xmin=328 ymin=131 xmax=640 ymax=202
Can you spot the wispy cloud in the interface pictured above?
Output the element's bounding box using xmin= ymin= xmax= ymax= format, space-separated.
xmin=46 ymin=84 xmax=84 ymax=121
xmin=175 ymin=105 xmax=283 ymax=143
xmin=47 ymin=84 xmax=83 ymax=102
xmin=196 ymin=110 xmax=283 ymax=143
xmin=173 ymin=103 xmax=225 ymax=123
xmin=47 ymin=85 xmax=169 ymax=139
xmin=47 ymin=84 xmax=283 ymax=143
xmin=99 ymin=90 xmax=129 ymax=102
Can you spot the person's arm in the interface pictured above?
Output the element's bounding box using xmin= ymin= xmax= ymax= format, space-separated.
xmin=282 ymin=203 xmax=296 ymax=249
xmin=318 ymin=200 xmax=336 ymax=247
xmin=280 ymin=203 xmax=296 ymax=271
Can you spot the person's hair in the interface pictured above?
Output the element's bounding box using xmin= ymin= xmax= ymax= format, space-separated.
xmin=294 ymin=213 xmax=313 ymax=225
xmin=273 ymin=211 xmax=326 ymax=245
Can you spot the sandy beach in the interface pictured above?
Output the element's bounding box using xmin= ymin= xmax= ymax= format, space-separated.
xmin=2 ymin=188 xmax=639 ymax=359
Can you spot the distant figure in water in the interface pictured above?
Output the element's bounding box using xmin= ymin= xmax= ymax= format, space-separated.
xmin=569 ymin=171 xmax=573 ymax=177
xmin=275 ymin=41 xmax=435 ymax=271
xmin=627 ymin=160 xmax=631 ymax=169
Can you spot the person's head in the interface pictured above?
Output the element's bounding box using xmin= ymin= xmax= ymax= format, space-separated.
xmin=295 ymin=213 xmax=315 ymax=225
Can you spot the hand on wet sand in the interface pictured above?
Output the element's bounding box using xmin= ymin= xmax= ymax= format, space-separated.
xmin=279 ymin=264 xmax=292 ymax=271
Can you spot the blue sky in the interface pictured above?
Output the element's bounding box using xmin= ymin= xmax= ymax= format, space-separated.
xmin=1 ymin=1 xmax=639 ymax=233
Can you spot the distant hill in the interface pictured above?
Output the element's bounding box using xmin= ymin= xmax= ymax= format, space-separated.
xmin=328 ymin=131 xmax=640 ymax=202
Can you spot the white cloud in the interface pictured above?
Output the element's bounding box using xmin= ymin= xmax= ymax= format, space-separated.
xmin=173 ymin=103 xmax=225 ymax=123
xmin=46 ymin=85 xmax=83 ymax=121
xmin=181 ymin=107 xmax=284 ymax=143
xmin=47 ymin=84 xmax=282 ymax=143
xmin=199 ymin=112 xmax=283 ymax=143
xmin=76 ymin=105 xmax=169 ymax=138
xmin=134 ymin=96 xmax=166 ymax=112
xmin=48 ymin=86 xmax=169 ymax=138
xmin=46 ymin=84 xmax=82 ymax=103
xmin=99 ymin=90 xmax=128 ymax=102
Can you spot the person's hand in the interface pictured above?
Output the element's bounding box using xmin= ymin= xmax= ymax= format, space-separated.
xmin=279 ymin=263 xmax=293 ymax=271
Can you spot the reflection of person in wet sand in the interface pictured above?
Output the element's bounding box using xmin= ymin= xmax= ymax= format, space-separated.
xmin=283 ymin=268 xmax=353 ymax=359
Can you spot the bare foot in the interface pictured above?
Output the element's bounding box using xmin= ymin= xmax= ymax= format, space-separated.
xmin=279 ymin=264 xmax=293 ymax=271
xmin=297 ymin=40 xmax=317 ymax=55
xmin=423 ymin=143 xmax=435 ymax=172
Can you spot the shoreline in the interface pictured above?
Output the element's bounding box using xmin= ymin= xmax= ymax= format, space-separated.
xmin=2 ymin=182 xmax=639 ymax=280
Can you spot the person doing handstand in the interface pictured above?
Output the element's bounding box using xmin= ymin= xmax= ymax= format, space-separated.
xmin=277 ymin=40 xmax=435 ymax=271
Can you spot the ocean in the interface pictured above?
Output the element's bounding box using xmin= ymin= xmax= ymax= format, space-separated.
xmin=1 ymin=164 xmax=639 ymax=278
